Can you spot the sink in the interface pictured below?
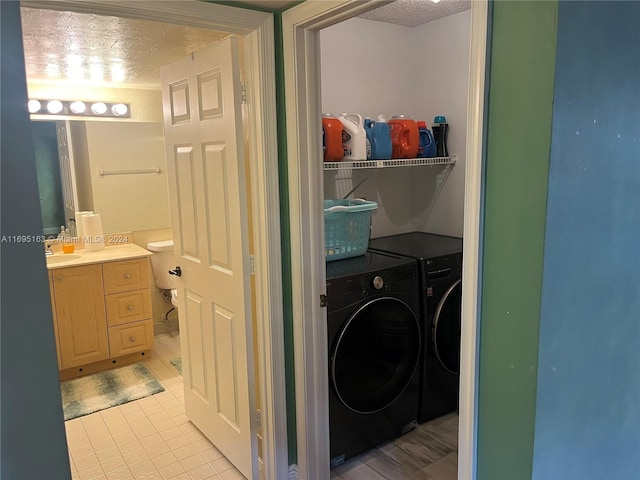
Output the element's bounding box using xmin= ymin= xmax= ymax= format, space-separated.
xmin=46 ymin=254 xmax=81 ymax=265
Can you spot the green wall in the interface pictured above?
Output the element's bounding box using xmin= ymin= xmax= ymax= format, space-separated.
xmin=476 ymin=1 xmax=558 ymax=479
xmin=273 ymin=10 xmax=297 ymax=466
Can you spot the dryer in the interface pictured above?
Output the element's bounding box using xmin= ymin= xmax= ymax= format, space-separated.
xmin=370 ymin=232 xmax=463 ymax=423
xmin=326 ymin=251 xmax=421 ymax=467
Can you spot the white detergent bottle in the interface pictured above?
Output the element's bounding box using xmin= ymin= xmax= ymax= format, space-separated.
xmin=339 ymin=113 xmax=367 ymax=161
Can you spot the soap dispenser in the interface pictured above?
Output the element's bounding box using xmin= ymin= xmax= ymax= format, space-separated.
xmin=62 ymin=228 xmax=75 ymax=254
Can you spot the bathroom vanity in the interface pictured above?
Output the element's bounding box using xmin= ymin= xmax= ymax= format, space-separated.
xmin=46 ymin=244 xmax=154 ymax=380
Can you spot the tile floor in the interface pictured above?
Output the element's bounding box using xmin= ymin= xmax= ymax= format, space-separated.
xmin=65 ymin=332 xmax=246 ymax=480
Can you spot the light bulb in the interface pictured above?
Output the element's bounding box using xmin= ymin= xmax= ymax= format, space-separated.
xmin=111 ymin=64 xmax=125 ymax=83
xmin=91 ymin=102 xmax=107 ymax=115
xmin=47 ymin=100 xmax=64 ymax=114
xmin=89 ymin=64 xmax=104 ymax=82
xmin=45 ymin=63 xmax=60 ymax=77
xmin=70 ymin=101 xmax=86 ymax=114
xmin=28 ymin=99 xmax=42 ymax=113
xmin=111 ymin=103 xmax=128 ymax=116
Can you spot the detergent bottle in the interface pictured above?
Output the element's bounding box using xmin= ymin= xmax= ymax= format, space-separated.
xmin=432 ymin=115 xmax=449 ymax=157
xmin=364 ymin=117 xmax=393 ymax=160
xmin=339 ymin=113 xmax=367 ymax=161
xmin=322 ymin=113 xmax=344 ymax=162
xmin=417 ymin=121 xmax=437 ymax=158
xmin=388 ymin=115 xmax=419 ymax=158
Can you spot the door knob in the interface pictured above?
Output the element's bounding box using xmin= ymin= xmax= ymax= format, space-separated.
xmin=169 ymin=266 xmax=182 ymax=277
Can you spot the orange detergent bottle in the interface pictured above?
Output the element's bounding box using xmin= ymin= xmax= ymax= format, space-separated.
xmin=322 ymin=113 xmax=344 ymax=162
xmin=388 ymin=115 xmax=419 ymax=158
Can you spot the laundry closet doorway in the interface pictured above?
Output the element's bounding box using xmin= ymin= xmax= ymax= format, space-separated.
xmin=282 ymin=1 xmax=489 ymax=478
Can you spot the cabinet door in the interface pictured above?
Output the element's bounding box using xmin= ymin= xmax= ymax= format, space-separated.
xmin=48 ymin=271 xmax=62 ymax=370
xmin=52 ymin=264 xmax=109 ymax=369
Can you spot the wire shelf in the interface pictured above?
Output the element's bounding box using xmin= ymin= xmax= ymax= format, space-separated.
xmin=323 ymin=155 xmax=456 ymax=170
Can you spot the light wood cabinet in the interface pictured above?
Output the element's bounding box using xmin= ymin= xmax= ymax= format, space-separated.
xmin=105 ymin=289 xmax=152 ymax=326
xmin=48 ymin=271 xmax=62 ymax=370
xmin=103 ymin=258 xmax=150 ymax=294
xmin=49 ymin=257 xmax=154 ymax=378
xmin=108 ymin=320 xmax=154 ymax=357
xmin=51 ymin=264 xmax=110 ymax=369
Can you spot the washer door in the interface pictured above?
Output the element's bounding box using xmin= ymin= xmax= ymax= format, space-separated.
xmin=331 ymin=297 xmax=421 ymax=414
xmin=432 ymin=279 xmax=462 ymax=375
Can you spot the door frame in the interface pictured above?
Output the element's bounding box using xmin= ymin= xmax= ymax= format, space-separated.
xmin=282 ymin=1 xmax=489 ymax=478
xmin=20 ymin=2 xmax=288 ymax=479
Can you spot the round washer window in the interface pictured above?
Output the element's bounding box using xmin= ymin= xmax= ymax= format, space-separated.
xmin=433 ymin=279 xmax=462 ymax=375
xmin=331 ymin=297 xmax=420 ymax=414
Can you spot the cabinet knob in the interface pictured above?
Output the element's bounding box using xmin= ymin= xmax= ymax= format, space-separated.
xmin=56 ymin=275 xmax=63 ymax=281
xmin=127 ymin=305 xmax=134 ymax=311
xmin=124 ymin=273 xmax=131 ymax=279
xmin=130 ymin=337 xmax=136 ymax=342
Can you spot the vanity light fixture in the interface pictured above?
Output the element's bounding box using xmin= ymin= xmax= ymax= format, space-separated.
xmin=28 ymin=99 xmax=42 ymax=113
xmin=111 ymin=103 xmax=128 ymax=117
xmin=69 ymin=101 xmax=86 ymax=114
xmin=27 ymin=99 xmax=131 ymax=118
xmin=47 ymin=100 xmax=64 ymax=114
xmin=90 ymin=102 xmax=107 ymax=115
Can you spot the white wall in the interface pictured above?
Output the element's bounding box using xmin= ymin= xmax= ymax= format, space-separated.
xmin=320 ymin=18 xmax=417 ymax=120
xmin=408 ymin=10 xmax=470 ymax=237
xmin=84 ymin=121 xmax=171 ymax=233
xmin=320 ymin=10 xmax=471 ymax=237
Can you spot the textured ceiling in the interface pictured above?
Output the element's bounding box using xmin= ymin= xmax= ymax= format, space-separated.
xmin=21 ymin=7 xmax=229 ymax=88
xmin=21 ymin=1 xmax=470 ymax=90
xmin=359 ymin=0 xmax=471 ymax=27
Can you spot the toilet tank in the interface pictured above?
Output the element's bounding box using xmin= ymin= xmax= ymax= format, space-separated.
xmin=146 ymin=240 xmax=176 ymax=290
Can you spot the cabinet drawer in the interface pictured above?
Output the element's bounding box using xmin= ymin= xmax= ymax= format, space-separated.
xmin=106 ymin=289 xmax=152 ymax=327
xmin=103 ymin=258 xmax=150 ymax=294
xmin=108 ymin=319 xmax=154 ymax=357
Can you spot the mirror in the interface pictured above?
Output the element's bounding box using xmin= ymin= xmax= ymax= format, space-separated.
xmin=32 ymin=119 xmax=171 ymax=237
xmin=32 ymin=121 xmax=66 ymax=236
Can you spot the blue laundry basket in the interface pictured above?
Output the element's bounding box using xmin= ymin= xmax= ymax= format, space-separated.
xmin=324 ymin=199 xmax=378 ymax=261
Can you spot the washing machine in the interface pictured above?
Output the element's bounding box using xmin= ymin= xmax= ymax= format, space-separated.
xmin=326 ymin=251 xmax=421 ymax=467
xmin=369 ymin=232 xmax=463 ymax=423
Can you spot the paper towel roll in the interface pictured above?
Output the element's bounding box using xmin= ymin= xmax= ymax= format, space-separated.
xmin=83 ymin=213 xmax=105 ymax=251
xmin=74 ymin=211 xmax=94 ymax=239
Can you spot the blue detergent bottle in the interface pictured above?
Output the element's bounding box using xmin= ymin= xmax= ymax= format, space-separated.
xmin=417 ymin=121 xmax=437 ymax=158
xmin=364 ymin=115 xmax=393 ymax=160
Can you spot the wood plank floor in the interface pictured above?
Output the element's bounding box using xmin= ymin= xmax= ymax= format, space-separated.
xmin=330 ymin=413 xmax=458 ymax=480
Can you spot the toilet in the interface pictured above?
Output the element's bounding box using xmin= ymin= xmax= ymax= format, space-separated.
xmin=146 ymin=240 xmax=179 ymax=308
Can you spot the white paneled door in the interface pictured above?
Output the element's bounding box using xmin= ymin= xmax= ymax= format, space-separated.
xmin=160 ymin=37 xmax=257 ymax=479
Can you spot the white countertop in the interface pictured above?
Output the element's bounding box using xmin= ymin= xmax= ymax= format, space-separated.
xmin=46 ymin=243 xmax=152 ymax=270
